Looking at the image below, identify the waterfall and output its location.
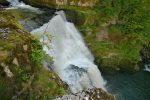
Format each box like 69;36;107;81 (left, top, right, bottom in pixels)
7;0;20;6
144;64;150;72
6;0;41;13
32;11;106;93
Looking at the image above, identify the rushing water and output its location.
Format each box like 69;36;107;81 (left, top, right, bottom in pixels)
104;71;150;100
144;65;150;72
7;0;20;6
31;11;106;93
6;0;41;13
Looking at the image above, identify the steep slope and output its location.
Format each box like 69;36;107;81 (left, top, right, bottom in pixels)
0;10;67;100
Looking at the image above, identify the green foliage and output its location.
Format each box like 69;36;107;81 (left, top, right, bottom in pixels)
31;48;45;64
32;30;53;65
85;30;145;72
3;43;15;50
0;10;65;100
21;73;32;82
108;24;124;34
58;87;65;95
97;0;150;36
30;38;53;66
28;68;65;100
81;0;150;72
14;65;23;74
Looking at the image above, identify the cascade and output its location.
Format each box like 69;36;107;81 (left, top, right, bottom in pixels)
32;11;106;93
144;64;150;72
6;0;41;13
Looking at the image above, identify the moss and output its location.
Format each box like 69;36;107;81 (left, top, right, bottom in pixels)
25;0;97;8
7;9;37;21
84;25;148;73
71;0;149;73
26;67;66;100
3;43;15;50
0;10;67;99
141;41;150;64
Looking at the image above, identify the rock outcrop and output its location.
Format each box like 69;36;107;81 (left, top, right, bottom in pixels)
24;0;97;8
141;41;150;64
55;88;115;100
0;10;67;100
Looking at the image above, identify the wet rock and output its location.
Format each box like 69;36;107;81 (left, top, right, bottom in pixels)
24;0;97;8
55;88;115;100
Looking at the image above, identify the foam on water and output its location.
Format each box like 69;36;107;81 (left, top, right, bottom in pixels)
6;0;42;13
32;11;106;93
144;64;150;72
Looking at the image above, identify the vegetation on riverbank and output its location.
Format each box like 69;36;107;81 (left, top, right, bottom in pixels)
85;0;150;72
62;0;150;72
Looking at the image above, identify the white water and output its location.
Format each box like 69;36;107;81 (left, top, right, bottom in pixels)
144;64;150;72
6;0;41;13
7;0;20;6
32;11;106;93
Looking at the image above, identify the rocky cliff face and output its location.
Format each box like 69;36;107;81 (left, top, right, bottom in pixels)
141;41;150;64
56;88;115;100
24;0;97;8
0;10;67;100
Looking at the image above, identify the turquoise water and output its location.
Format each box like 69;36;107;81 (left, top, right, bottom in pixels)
104;71;150;100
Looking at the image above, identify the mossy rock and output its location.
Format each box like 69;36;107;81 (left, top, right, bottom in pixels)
24;0;101;28
0;10;67;99
56;88;115;100
24;0;97;8
99;57;140;73
141;41;150;64
84;32;146;73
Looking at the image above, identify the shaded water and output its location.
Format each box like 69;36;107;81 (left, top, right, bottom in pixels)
104;71;150;100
